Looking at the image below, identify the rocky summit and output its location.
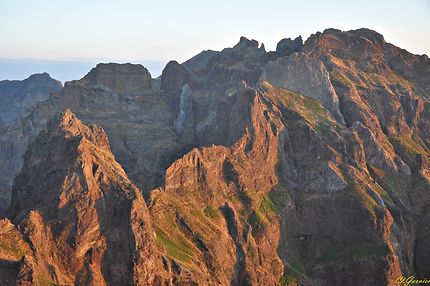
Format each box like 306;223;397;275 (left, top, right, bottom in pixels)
0;28;429;285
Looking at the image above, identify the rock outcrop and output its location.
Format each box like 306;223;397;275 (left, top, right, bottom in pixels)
275;36;304;57
181;36;268;87
0;219;29;285
76;63;154;94
260;52;346;123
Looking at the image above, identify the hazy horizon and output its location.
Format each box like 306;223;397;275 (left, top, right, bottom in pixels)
0;58;167;83
1;0;429;82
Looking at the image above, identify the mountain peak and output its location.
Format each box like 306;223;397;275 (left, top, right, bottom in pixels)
234;36;260;49
59;108;80;130
10;110;111;218
311;27;386;47
161;60;191;92
74;62;154;94
0;72;62;123
27;72;54;81
303;27;387;59
276;36;303;56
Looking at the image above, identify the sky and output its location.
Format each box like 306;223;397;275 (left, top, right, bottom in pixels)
1;0;429;82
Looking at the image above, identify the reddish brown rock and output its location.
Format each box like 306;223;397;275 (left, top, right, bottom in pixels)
10;110;163;285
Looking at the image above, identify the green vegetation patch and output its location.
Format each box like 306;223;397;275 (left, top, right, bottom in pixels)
248;194;280;236
0;231;28;260
269;185;289;211
370;165;411;194
392;134;427;156
280;266;303;286
203;206;221;220
259;194;279;216
189;209;205;220
0;241;26;259
265;86;340;136
248;209;264;236
155;228;195;267
342;176;381;218
36;274;57;286
331;70;355;87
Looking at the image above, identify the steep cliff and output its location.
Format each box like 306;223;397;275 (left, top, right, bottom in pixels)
9;110;163;285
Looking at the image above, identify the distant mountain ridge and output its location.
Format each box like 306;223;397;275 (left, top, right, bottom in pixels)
0;59;167;84
0;28;429;285
0;72;62;123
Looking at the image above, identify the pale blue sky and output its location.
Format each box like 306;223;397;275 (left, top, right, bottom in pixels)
1;0;429;81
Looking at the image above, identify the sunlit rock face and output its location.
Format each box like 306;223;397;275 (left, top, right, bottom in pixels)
0;28;429;285
9;110;165;285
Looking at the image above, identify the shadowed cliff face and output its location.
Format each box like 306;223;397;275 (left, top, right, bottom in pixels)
0;73;62;124
0;28;429;285
0;73;62;211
